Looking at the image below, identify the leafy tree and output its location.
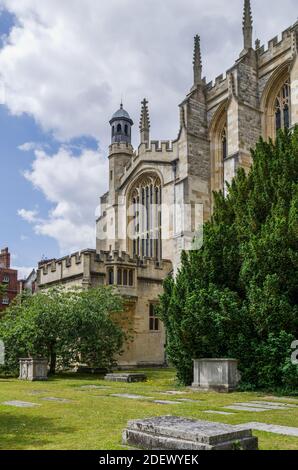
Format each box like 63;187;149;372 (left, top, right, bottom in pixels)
0;287;126;375
159;127;298;391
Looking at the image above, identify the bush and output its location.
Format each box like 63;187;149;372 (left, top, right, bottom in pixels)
159;127;298;391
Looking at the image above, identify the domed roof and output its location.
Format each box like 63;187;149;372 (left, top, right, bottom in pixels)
110;103;133;124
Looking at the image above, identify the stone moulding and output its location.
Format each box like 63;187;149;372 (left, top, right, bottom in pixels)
192;358;240;393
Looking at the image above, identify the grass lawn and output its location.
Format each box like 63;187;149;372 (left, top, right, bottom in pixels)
0;368;298;450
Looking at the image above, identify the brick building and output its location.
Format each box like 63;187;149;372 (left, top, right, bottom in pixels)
0;248;18;314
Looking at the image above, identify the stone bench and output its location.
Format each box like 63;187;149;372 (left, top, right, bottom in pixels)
104;373;147;383
122;416;258;450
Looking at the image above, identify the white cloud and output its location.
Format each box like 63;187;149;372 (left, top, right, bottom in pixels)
18;208;39;223
18;145;107;254
0;0;296;147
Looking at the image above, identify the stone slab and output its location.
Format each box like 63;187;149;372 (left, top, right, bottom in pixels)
2;400;40;408
78;385;109;390
122;416;258;450
251;401;298;408
235;422;298;437
41;397;73;403
203;410;235;416
104;373;147;383
225;405;270;412
234;402;290;410
153;400;183;405
177;399;203;403
111;394;153;400
161;391;187;395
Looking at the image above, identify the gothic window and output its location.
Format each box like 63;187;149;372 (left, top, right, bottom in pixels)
149;303;159;331
129;174;162;260
124;124;128;135
117;123;122;133
275;80;291;132
108;268;114;285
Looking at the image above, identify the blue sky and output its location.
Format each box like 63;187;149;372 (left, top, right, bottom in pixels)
0;1;296;278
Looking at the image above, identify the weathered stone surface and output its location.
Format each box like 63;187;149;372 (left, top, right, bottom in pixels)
2;401;40;408
19;358;48;382
251;401;298;408
235;422;298;437
122;416;258;450
41;397;73;403
161;391;187;395
192;359;240;392
234;402;292;410
153;400;183;405
78;385;108;390
111;394;153;400
225;405;269;412
104;373;147;383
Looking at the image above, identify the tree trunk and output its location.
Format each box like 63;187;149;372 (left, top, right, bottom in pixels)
49;349;57;375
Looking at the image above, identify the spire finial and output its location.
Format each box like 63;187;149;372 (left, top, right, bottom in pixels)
243;0;253;51
140;98;150;144
193;35;202;87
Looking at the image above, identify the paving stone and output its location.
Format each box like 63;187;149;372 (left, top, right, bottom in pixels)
122;416;258;450
153;400;183;405
2;400;40;408
41;397;73;403
225;405;269;412
104;373;147;383
234;402;290;410
111;394;153;400
235;422;298;437
203;410;235;416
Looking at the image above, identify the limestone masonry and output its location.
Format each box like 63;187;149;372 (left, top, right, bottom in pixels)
37;1;298;367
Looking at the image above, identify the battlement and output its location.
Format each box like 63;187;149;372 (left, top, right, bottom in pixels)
257;25;294;69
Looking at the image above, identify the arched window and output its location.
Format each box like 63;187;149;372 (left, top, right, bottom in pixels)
275;80;291;132
129;174;162;260
124;124;128;135
117;123;122;133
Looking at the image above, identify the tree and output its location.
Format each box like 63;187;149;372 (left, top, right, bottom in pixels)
0;287;127;375
159;127;298;391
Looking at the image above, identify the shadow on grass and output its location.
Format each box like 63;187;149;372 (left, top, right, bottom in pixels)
0;412;75;450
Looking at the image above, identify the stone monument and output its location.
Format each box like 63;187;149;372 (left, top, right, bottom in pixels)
19;358;48;381
122;416;258;450
192;359;240;392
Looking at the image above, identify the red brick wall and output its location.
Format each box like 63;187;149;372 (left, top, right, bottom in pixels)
0;267;18;313
0;248;10;269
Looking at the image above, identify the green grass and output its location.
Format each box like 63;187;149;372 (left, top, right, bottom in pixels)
0;369;298;450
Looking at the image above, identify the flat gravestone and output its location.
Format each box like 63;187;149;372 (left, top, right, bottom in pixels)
234;402;291;410
41;397;73;403
78;385;109;390
105;373;147;383
225;405;269;412
153;400;185;405
122;416;258;450
203;410;235;416
111;394;153;400
2;400;40;408
252;401;297;408
235;422;298;438
177;399;203;403
161;391;187;396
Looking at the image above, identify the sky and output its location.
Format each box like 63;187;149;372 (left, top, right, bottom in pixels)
0;0;296;279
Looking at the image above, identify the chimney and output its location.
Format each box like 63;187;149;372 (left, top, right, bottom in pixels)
0;248;11;269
